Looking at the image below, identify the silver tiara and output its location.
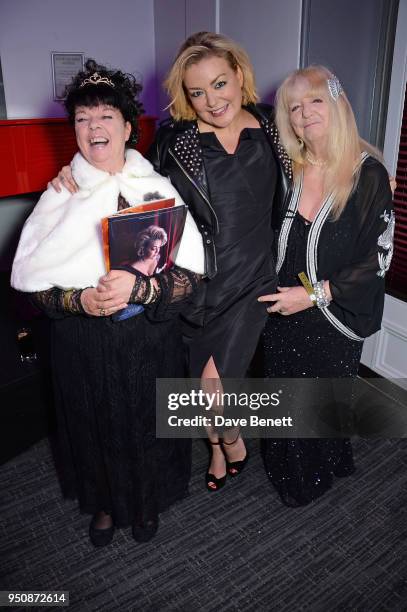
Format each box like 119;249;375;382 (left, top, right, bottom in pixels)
327;75;343;101
80;72;115;88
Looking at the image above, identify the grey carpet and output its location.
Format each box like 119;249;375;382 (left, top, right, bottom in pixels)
0;436;406;612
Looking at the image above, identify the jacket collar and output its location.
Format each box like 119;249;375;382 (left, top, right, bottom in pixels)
170;122;209;198
169;105;293;185
246;104;293;180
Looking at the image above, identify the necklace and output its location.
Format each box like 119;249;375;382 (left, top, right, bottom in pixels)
305;150;326;167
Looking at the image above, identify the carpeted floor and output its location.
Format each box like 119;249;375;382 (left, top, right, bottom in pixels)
1;435;406;611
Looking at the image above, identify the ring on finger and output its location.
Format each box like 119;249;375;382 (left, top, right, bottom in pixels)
99;307;106;316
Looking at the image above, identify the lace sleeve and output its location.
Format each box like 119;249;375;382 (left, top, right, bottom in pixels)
30;287;85;319
156;265;201;303
128;265;201;319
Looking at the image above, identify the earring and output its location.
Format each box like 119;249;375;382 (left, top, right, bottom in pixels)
297;137;304;149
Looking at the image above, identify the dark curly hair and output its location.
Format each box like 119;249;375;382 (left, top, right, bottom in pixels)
64;59;144;145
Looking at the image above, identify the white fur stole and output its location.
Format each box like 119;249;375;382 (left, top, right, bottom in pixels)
11;149;205;291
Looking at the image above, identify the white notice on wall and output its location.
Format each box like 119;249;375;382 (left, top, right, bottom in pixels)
51;53;84;100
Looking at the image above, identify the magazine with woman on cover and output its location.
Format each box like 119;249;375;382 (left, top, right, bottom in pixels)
101;198;187;320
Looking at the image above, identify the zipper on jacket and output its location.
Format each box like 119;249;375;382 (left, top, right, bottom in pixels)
168;149;219;234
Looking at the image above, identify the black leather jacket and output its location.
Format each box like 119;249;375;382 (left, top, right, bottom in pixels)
145;103;292;278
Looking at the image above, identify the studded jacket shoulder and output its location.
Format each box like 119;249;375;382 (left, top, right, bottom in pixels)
145;104;292;278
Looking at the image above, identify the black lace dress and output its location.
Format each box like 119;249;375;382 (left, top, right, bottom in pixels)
33;196;199;528
183;128;278;378
261;212;363;507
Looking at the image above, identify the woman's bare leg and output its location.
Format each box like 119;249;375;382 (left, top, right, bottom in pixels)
201;357;226;488
201;356;247;488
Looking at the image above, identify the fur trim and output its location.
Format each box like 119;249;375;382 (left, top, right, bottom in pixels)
11;150;204;291
174;210;205;273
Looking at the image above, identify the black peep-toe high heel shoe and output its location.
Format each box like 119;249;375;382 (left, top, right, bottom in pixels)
206;440;227;492
223;435;249;477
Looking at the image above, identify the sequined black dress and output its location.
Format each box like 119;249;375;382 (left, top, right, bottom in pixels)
262;212;363;507
184;129;278;378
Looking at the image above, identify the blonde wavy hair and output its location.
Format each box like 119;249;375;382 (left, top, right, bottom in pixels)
275;65;382;218
164;31;259;122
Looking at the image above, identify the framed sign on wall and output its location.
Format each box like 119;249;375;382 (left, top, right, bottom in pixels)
51;52;84;100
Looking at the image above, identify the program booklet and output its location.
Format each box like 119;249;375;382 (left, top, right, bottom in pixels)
101;198;187;320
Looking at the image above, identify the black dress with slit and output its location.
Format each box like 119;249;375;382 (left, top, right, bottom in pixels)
183;128;278;378
261;212;363;507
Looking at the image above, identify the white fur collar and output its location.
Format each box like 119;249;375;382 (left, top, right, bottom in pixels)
71;148;154;190
11;150;205;292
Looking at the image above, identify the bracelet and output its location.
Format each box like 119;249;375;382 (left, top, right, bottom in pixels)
312;280;331;308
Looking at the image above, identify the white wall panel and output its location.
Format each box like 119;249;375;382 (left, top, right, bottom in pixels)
361;0;407;386
0;0;157;118
153;0;302;117
362;295;407;389
219;0;302;102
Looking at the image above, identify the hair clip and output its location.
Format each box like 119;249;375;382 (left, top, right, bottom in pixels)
80;72;115;88
327;75;343;101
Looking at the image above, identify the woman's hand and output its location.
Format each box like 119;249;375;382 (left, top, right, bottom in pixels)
48;165;78;194
258;286;314;315
80;287;128;317
97;270;138;304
